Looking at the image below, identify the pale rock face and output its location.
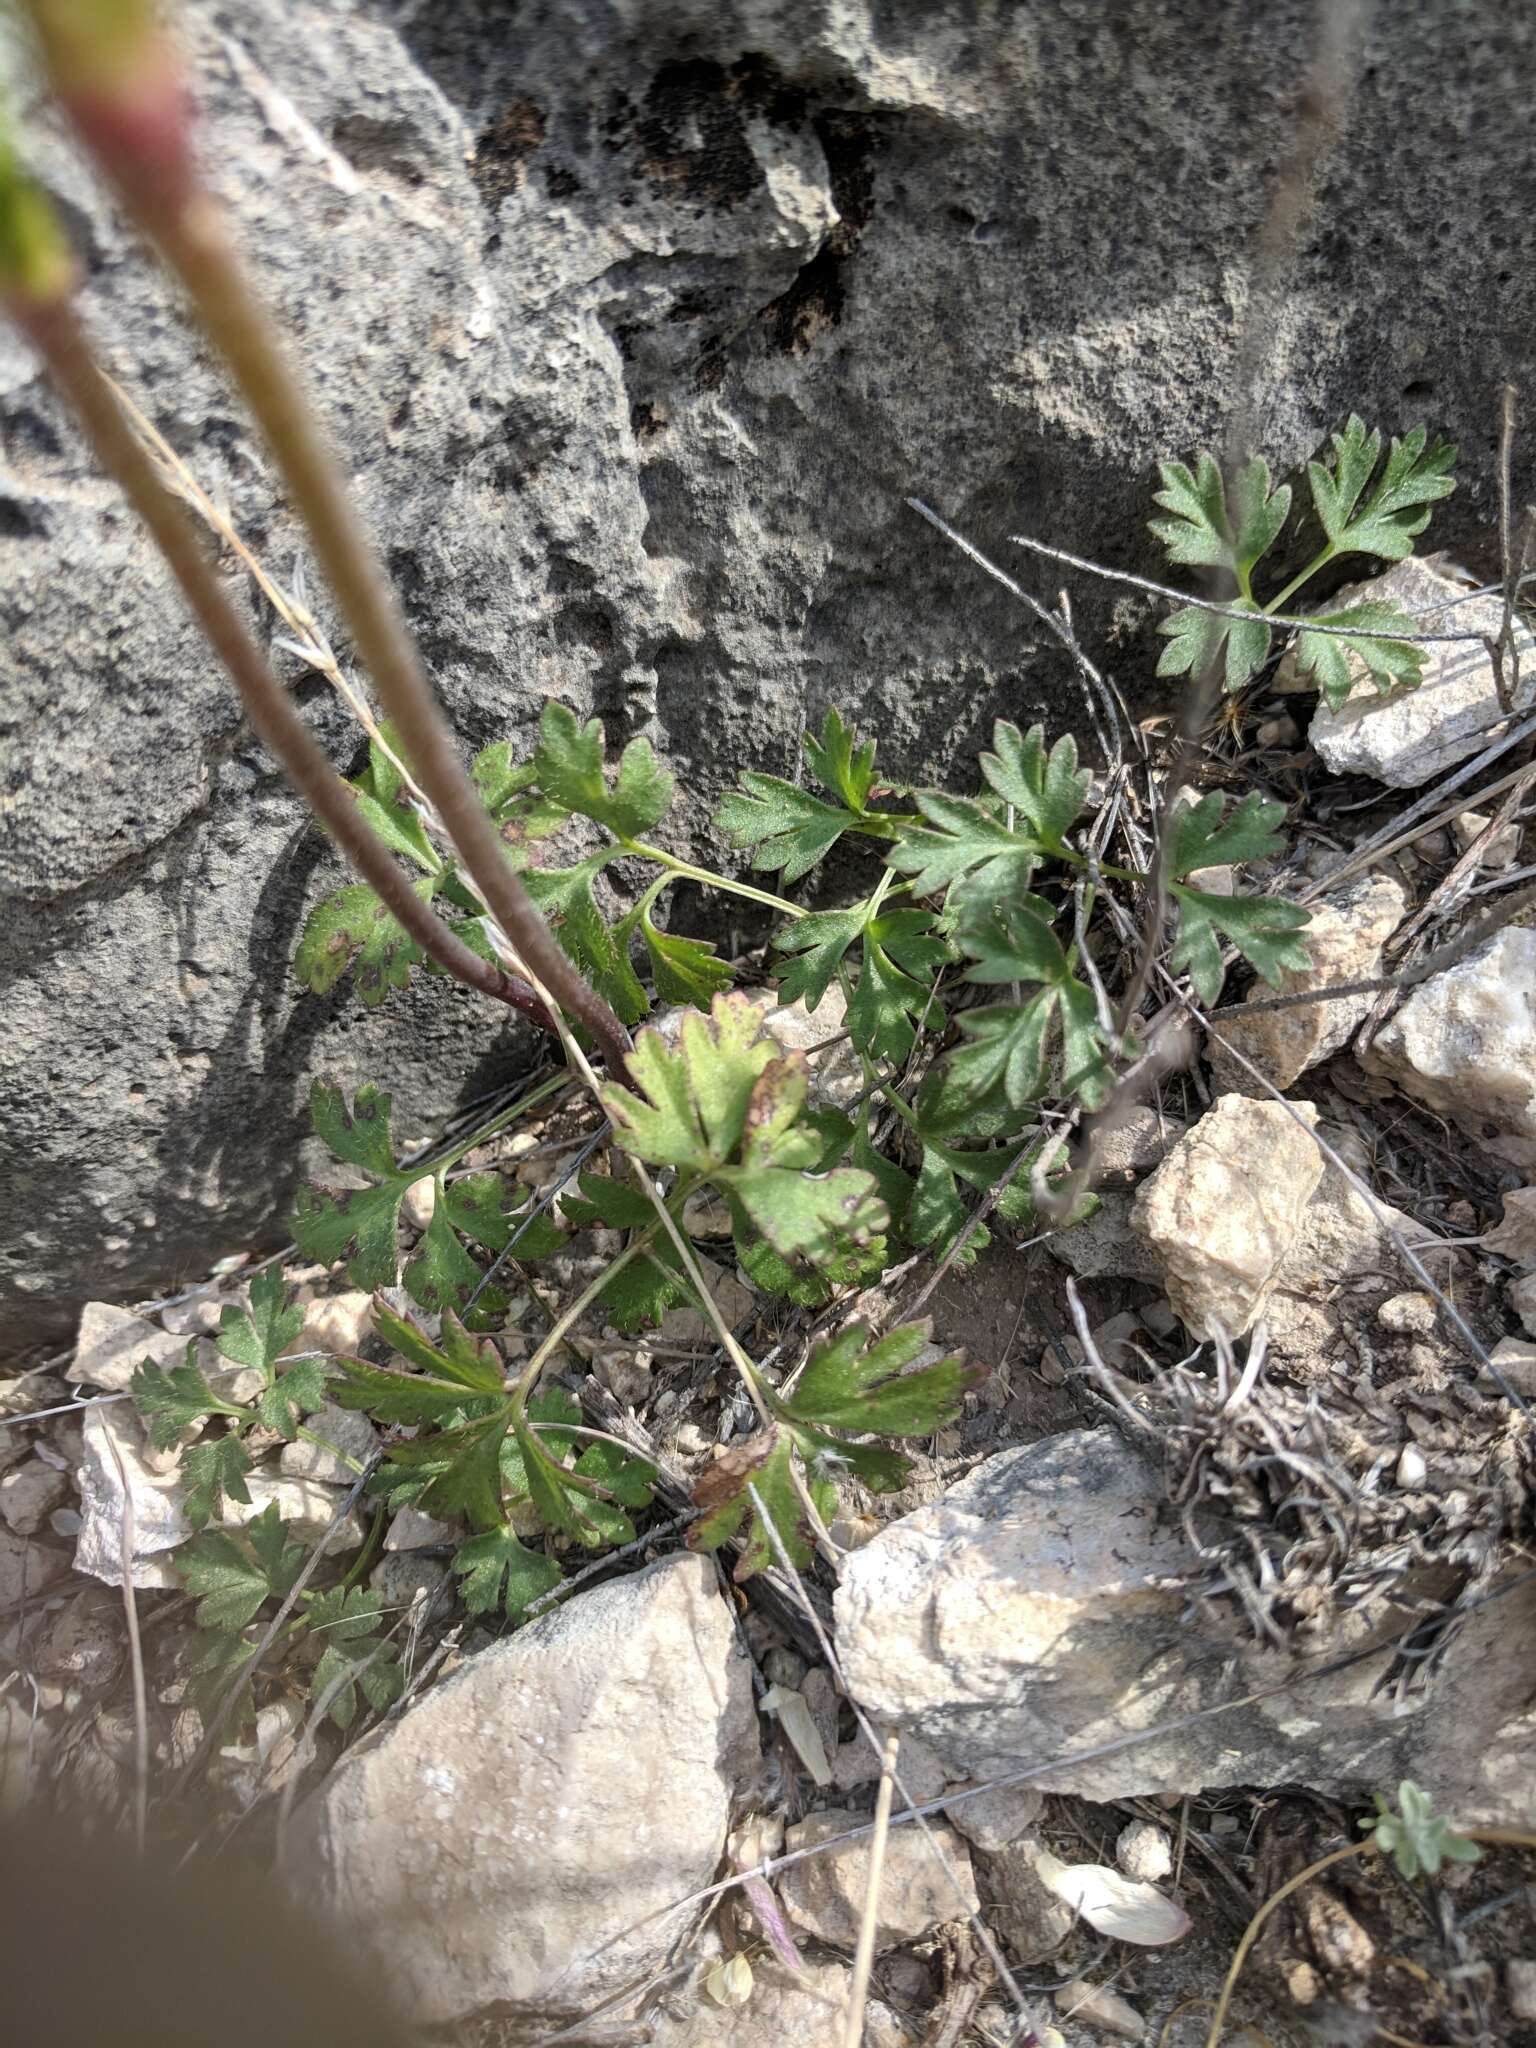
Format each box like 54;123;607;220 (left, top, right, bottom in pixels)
1287;557;1536;788
777;1806;977;1952
1131;1096;1324;1337
1208;874;1405;1091
1362;929;1536;1168
288;1555;756;2030
833;1430;1536;1818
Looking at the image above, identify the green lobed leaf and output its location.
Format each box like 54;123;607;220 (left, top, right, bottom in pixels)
948;901;1110;1110
181;1435;253;1531
1307;416;1457;562
371;1297;505;1395
453;1524;563;1618
1291;601;1425;710
131;1345;235;1451
1169;886;1313;1006
845;910;949;1064
295;883;427;1004
417;1413;516;1529
524;854;649;1026
803;707;877;814
1167;790;1290;879
978;721;1089;852
601;993;777;1173
255;1358;330;1440
773;904;869;1013
1156;599;1272;693
1150;453;1291;584
787;1320;982;1436
406;1198;498;1322
714;774;857;884
532;699;674;839
216;1269;305;1378
886;791;1043;921
176;1504;305;1632
638;905;735;1007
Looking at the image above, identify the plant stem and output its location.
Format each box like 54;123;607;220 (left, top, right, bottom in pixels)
34;25;634;1077
621;840;808;920
292;1423;367;1479
1264;543;1335;616
508;1228;661;1410
3;290;551;1026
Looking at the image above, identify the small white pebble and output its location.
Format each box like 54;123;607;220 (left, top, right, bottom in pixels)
401;1175;437;1231
1396;1443;1428;1490
1508;1958;1536;2023
1376;1291;1437;1338
1115;1818;1173;1884
1056;1979;1144;2041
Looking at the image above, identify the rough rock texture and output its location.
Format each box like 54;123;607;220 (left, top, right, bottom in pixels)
1131;1096;1324;1337
777;1805;977;1952
834;1430;1536;1816
652;1962;904;2048
1291;559;1536;787
1363;929;1536;1168
972;1838;1076;1963
288;1555;755;2033
6;2;1536;1348
1208;874;1406;1091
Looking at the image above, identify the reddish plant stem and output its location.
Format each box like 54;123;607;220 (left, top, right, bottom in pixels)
11;287;553;1031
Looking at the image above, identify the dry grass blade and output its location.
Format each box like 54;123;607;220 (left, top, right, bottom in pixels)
101;1424;148;1857
841;1732;899;2048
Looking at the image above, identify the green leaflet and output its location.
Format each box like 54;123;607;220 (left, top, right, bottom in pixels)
1307;417;1457;562
977;721;1089;853
715;774;860;884
292;1083;555;1317
775;904;949;1063
1149;453;1291;582
1166;791;1312;1004
181;1435;253;1530
785;1320;980;1437
946;898;1109;1111
638;904;735;1007
714;710;893;883
453;1524;563;1619
176;1504;305;1633
216;1269;305;1376
1157;599;1272;693
532;699;674;839
803;707;878;814
1292;600;1424;709
525;853;649;1026
131;1345;241;1451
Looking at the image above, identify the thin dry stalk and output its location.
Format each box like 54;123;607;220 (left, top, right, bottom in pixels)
8;290;552;1027
841;1733;899;2048
100;1426;148;1857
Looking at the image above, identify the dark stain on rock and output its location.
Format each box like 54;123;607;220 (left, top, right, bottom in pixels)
474;97;547;206
764;112;885;353
632;57;761;209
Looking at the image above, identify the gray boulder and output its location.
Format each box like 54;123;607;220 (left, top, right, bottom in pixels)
835;1430;1536;1821
5;0;1536;1345
288;1553;757;2033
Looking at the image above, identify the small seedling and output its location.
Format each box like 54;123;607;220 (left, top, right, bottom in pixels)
1360;1779;1481;1880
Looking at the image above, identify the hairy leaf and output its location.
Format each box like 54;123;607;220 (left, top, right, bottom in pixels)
788;1321;980;1436
532;699;674;839
216;1269;305;1378
1308;417;1457;562
639;905;735;1007
804;707;878;814
1167;790;1289;878
525;854;649;1026
1292;601;1425;710
1150;453;1291;583
182;1434;253;1531
416;1413;516;1529
1169;885;1313;1005
371;1297;505;1394
295;882;430;1004
131;1345;235;1451
177;1505;304;1632
1156;599;1272;692
714;773;858;884
307;1586;404;1727
255;1357;330;1440
950;901;1109;1109
332;1355;499;1428
453;1524;562;1618
602;994;778;1171
978;721;1089;852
